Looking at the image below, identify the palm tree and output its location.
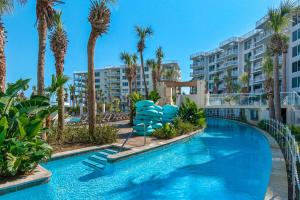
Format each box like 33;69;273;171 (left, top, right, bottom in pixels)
156;46;164;81
163;68;179;81
244;59;251;92
239;72;249;93
132;54;138;92
49;11;68;141
213;75;220;94
87;0;112;137
68;84;76;108
281;34;289;93
36;0;62;95
224;68;234;93
0;0;27;92
146;59;158;90
120;52;136;124
267;0;296;121
263;47;275;119
135;26;153;98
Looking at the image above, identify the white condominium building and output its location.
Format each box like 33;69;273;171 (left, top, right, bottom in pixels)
191;13;300;95
73;62;181;110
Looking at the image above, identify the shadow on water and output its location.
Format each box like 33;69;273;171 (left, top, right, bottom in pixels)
78;169;104;182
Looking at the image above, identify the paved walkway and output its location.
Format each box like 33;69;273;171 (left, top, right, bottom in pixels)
109;120;164;147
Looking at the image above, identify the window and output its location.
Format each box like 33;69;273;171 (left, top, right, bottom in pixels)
95;79;100;83
209;65;215;72
244;40;251;50
292;45;300;57
95;72;100;76
292;77;300;88
122;82;128;86
292;61;300;73
144;67;149;72
293;14;300;26
122;76;126;80
293;29;300;42
145;74;149;79
209;55;215;63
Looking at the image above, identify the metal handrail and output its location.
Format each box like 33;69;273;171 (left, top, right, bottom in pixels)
120;123;146;152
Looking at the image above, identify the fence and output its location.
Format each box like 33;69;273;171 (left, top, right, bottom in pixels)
262;119;300;200
206;109;300;199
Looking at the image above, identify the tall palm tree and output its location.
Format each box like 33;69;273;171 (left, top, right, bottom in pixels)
267;0;296;121
87;0;112;137
156;46;164;81
68;84;76;108
36;0;62;95
244;59;251;92
213;75;220;94
281;34;289;93
132;54;138;92
49;11;68;141
263;47;275;119
0;0;27;92
135;26;153;98
120;52;136;124
224;68;234;93
146;59;158;90
163;68;179;81
239;72;249;93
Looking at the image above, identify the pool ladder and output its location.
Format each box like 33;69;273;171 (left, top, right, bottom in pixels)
82;148;118;170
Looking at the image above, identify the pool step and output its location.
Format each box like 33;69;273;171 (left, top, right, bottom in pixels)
82;160;105;170
82;148;118;170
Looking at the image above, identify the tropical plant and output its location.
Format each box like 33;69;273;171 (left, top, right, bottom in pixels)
0;0;27;93
112;98;120;112
239;72;249;93
267;0;296;121
129;91;143;120
173;117;196;135
135;26;153;98
36;0;62;95
68;84;76;108
163;68;180;81
120;52;137;124
87;0;113;138
244;59;251;93
153;123;177;139
224;68;234;93
146;59;158;90
155;46;164;81
49;11;68;142
148;90;161;103
263;47;275;119
178;98;206;126
0;79;57;177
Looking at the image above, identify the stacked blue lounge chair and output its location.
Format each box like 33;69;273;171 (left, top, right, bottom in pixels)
162;104;179;124
133;100;163;136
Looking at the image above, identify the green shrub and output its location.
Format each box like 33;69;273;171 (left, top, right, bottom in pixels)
178;98;206;126
148;90;161;103
153;123;177;139
0;79;57;177
258;120;267;131
173;117;196;135
49;124;118;145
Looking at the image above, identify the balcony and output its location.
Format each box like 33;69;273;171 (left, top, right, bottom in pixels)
190;63;205;69
256;15;268;28
220;37;240;47
190;70;205;77
252;75;266;83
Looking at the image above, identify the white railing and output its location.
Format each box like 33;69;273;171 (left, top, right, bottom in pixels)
261;119;300;199
205;108;241;120
207;92;300;107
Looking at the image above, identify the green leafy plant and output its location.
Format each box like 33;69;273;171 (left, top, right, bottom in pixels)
173;117;196;135
153;123;177;139
0;79;57;177
178;98;206;126
148;90;161;103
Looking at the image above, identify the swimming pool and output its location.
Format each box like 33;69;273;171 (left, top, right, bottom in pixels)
2;119;272;200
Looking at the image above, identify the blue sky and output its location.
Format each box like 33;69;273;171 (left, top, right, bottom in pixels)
4;0;280;90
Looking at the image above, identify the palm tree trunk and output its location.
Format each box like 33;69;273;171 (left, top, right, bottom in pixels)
135;77;137;92
128;79;133;125
268;93;275;119
282;51;287;94
37;18;47;95
273;52;281;121
152;72;157;91
0;19;6;93
140;52;148;98
87;31;97;138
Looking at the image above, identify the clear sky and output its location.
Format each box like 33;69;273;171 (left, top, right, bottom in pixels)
4;0;281;90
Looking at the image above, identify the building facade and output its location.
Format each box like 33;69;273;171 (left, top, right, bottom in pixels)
190;13;300;94
73;62;181;111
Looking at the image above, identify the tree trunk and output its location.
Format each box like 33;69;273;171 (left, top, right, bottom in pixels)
0;18;6;93
128;79;133;125
87;31;97;138
56;60;65;142
152;71;157;91
282;51;287;94
273;52;281;121
268;94;275;119
37;18;47;95
140;51;148;98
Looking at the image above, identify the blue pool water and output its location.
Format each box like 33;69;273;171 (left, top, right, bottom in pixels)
2;119;272;200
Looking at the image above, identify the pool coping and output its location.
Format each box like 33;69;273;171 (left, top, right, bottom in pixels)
213;118;288;200
107;128;204;162
0;165;51;196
